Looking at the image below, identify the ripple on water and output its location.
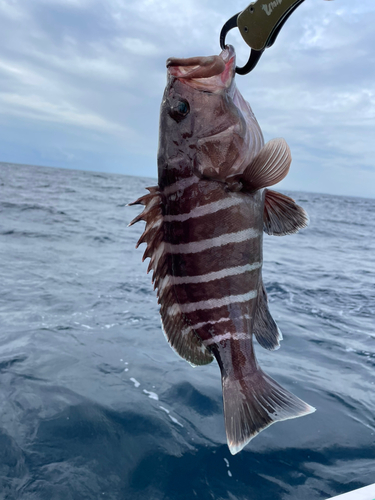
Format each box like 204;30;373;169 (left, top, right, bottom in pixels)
0;163;374;499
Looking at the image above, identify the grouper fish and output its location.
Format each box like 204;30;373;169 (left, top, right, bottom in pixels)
129;45;315;454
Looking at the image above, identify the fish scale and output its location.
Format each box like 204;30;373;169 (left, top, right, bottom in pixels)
130;44;312;454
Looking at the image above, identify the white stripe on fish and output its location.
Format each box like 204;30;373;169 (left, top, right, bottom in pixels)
164;262;261;286
163;175;200;196
164;197;242;222
181;314;251;336
165;229;260;255
181;317;232;336
168;290;258;315
203;332;249;346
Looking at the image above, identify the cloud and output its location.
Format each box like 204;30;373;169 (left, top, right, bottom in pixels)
0;0;374;197
0;92;130;134
118;38;160;57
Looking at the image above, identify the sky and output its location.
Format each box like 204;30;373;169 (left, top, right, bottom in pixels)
0;0;374;198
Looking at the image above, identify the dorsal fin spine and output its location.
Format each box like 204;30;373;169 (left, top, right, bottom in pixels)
129;186;214;366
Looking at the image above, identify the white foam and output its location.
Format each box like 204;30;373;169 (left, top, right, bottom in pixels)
143;390;159;400
130;377;140;388
169;415;183;427
159;406;183;427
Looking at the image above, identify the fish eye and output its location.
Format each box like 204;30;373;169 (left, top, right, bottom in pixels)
177;101;189;115
169;99;190;122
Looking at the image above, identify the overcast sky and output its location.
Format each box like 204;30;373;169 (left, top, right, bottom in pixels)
0;0;374;198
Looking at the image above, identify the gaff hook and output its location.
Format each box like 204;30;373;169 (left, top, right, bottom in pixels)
220;0;307;75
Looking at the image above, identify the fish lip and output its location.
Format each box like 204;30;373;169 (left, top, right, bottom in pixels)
166;45;236;92
219;44;235;65
218;44;236;88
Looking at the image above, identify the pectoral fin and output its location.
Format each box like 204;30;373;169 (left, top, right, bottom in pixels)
240;138;291;191
253;281;282;351
263;189;308;236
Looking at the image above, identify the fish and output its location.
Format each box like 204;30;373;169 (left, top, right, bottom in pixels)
129;45;315;455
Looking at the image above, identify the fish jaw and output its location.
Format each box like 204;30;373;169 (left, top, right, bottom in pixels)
166;45;237;93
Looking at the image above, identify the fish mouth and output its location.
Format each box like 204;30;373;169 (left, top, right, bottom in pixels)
166;45;236;92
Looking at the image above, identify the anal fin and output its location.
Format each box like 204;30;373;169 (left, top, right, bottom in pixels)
253;281;282;351
263;189;308;236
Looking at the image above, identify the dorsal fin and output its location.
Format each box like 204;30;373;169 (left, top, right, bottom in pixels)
263;189;308;236
240;138;291;192
129;187;214;366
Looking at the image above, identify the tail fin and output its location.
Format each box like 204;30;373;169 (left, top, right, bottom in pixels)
222;368;315;455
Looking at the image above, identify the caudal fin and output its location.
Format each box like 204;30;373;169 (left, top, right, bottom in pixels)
222;369;315;455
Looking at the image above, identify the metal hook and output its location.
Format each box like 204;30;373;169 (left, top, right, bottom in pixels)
220;13;263;75
220;0;307;75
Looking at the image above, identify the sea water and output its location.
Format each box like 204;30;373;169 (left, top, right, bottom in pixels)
0;162;374;500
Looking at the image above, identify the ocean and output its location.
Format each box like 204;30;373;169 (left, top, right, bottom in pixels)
0;161;374;500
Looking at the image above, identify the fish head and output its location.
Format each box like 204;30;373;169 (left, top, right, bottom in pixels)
158;45;264;188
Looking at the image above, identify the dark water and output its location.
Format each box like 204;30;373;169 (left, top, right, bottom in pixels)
0;161;374;500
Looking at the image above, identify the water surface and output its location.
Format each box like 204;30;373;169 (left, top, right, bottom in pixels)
0;162;374;500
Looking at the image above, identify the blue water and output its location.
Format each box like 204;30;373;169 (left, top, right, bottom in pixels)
0;161;374;500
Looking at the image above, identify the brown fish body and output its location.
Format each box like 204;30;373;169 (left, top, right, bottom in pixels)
164;177;262;351
130;46;314;454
